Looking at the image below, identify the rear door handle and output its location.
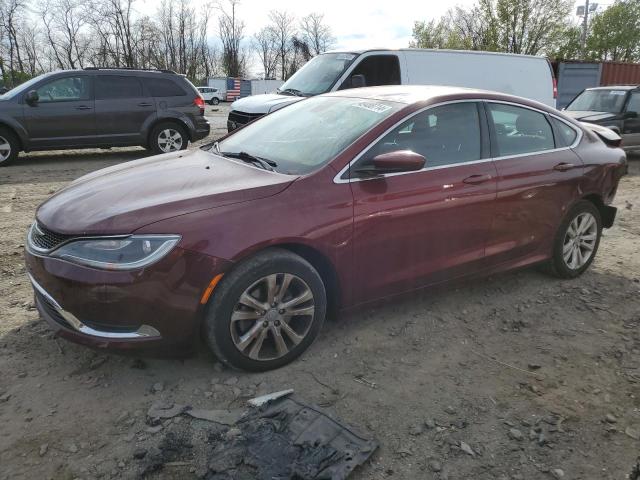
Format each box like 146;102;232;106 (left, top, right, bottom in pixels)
463;174;492;185
76;105;92;110
553;162;576;172
138;102;153;107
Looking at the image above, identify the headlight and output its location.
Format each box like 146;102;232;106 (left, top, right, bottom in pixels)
50;235;181;270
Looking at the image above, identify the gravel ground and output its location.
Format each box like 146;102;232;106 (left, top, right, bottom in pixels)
1;104;639;480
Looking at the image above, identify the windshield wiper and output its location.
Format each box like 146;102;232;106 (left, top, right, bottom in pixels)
279;88;306;97
219;151;277;171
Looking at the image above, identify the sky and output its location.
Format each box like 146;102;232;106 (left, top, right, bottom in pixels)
137;0;605;76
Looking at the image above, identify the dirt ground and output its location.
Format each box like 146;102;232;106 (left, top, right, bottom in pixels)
1;103;640;480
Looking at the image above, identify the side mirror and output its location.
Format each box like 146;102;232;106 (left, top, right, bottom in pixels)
355;150;426;176
624;111;638;119
25;90;39;105
351;74;366;89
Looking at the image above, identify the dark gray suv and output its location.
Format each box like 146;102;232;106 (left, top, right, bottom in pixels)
0;68;210;165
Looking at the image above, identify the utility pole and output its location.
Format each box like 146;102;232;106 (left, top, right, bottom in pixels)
581;0;590;58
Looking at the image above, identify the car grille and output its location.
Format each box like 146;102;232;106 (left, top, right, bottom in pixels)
34;290;72;329
29;223;74;252
228;110;264;127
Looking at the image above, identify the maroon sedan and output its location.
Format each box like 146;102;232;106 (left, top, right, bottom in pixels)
25;86;626;371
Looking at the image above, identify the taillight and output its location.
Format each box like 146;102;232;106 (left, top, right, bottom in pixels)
553;78;558;99
194;96;205;113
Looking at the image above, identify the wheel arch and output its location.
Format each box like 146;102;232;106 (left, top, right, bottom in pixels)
146;116;193;145
0;121;25;151
224;242;342;317
581;192;616;228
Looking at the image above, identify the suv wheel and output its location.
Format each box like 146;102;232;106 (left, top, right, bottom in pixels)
0;127;19;166
203;248;327;372
211;97;220;106
150;122;188;154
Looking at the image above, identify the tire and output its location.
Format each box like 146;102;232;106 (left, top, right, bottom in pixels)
203;248;327;372
548;200;602;278
212;97;220;106
0;127;20;166
149;122;188;155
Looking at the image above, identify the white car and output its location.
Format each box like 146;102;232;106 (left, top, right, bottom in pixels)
197;87;223;105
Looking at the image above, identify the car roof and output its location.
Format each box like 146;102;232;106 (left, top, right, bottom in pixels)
322;48;547;61
323;85;549;109
587;85;639;91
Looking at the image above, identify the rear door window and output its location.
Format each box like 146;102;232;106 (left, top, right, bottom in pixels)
145;78;186;97
96;76;143;99
487;103;554;156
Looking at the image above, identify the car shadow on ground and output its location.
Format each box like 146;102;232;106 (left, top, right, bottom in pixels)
15;147;150;167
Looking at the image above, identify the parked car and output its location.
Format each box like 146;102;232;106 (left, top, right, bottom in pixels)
25;86;626;371
0;68;210;166
562;85;640;152
197;86;223;105
227;48;556;131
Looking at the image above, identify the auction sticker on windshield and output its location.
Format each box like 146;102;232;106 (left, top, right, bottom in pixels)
353;101;393;114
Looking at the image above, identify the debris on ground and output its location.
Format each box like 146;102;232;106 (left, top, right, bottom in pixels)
136;395;378;479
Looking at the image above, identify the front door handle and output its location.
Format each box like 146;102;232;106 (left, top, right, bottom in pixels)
76;105;92;110
138;102;153;107
463;174;492;185
553;162;575;172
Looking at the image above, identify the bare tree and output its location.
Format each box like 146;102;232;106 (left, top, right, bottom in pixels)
268;9;296;80
218;0;245;77
299;12;335;56
252;26;278;79
39;0;90;69
0;0;27;85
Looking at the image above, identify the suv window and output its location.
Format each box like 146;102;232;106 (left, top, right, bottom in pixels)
36;76;91;103
96;76;143;99
145;78;186;97
358;102;482;171
627;92;640;114
550;117;577;147
488;103;554;156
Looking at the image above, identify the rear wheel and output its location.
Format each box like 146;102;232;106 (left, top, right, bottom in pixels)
0;127;20;166
212;97;220;106
203;249;327;371
149;122;188;154
548;200;602;278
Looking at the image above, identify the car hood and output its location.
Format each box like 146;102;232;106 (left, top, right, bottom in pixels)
36;149;297;235
231;93;304;114
562;110;618;122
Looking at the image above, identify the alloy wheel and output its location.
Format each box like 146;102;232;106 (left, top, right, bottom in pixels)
563;212;597;270
157;129;184;153
230;273;315;361
0;136;12;163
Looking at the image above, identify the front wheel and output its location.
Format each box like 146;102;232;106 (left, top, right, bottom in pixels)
0;127;20;166
149;122;188;154
548;200;602;278
203;249;327;372
212;97;220;106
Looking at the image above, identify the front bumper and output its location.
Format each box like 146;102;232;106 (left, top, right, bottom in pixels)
25;246;230;354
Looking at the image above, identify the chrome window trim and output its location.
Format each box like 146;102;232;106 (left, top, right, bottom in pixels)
332;98;583;184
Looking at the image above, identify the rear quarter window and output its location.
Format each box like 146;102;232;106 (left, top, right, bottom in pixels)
144;78;187;97
550;117;578;147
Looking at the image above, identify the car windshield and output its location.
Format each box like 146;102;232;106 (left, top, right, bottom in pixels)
566;89;628;113
216;96;403;175
0;72;54;100
278;53;358;96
